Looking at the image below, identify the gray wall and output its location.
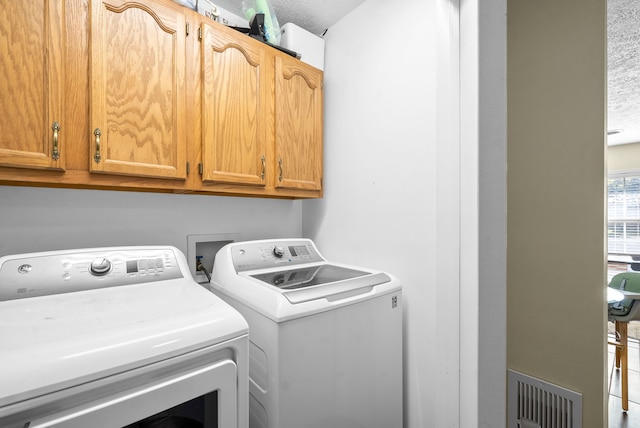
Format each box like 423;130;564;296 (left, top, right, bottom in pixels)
507;0;607;426
0;186;303;257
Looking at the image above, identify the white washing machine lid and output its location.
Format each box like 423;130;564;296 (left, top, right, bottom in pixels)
247;264;393;304
0;246;248;409
210;239;401;321
250;263;370;289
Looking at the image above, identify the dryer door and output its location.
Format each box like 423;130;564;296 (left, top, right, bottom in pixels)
18;358;237;428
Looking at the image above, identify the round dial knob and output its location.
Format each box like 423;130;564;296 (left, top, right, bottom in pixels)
273;246;286;258
90;258;112;276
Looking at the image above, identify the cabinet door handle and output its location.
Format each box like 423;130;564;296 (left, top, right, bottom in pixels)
51;122;60;160
93;128;102;163
261;155;266;179
278;158;283;182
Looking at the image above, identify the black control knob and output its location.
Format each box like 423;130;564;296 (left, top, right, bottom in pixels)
90;258;112;276
273;246;286;258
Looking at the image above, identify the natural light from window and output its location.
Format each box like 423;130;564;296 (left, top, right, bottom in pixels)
608;173;640;254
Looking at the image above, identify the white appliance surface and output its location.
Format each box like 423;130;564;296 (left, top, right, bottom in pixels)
211;238;399;322
209;238;403;428
0;246;249;428
279;22;325;70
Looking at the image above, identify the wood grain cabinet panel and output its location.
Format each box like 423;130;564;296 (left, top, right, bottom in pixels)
89;0;187;180
200;22;270;187
0;0;323;198
0;0;65;170
274;55;323;191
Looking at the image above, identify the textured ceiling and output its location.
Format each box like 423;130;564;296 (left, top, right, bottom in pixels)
211;0;365;36
608;0;640;145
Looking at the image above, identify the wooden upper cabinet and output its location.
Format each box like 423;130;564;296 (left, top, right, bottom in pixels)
0;1;65;170
89;0;187;179
274;55;323;191
0;1;323;198
201;23;270;187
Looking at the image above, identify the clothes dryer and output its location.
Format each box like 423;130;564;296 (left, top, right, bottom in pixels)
0;246;249;428
208;239;402;428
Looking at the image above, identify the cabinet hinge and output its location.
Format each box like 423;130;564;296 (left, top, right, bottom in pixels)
198;27;202;41
186;22;190;36
186;161;190;175
198;163;203;175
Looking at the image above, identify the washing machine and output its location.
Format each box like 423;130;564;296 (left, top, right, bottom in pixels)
0;246;249;428
208;239;402;428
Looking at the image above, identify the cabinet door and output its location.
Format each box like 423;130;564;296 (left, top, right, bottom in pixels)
90;0;187;179
274;56;323;191
201;23;270;187
0;1;65;170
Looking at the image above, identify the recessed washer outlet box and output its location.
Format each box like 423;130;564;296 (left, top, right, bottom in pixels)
187;233;240;284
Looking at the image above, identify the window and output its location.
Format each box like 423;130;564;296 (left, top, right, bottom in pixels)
608;173;640;254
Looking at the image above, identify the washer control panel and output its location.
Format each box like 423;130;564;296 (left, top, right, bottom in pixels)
0;247;183;301
231;239;324;272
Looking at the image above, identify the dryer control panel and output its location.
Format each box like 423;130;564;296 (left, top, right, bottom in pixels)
0;247;184;301
230;239;324;272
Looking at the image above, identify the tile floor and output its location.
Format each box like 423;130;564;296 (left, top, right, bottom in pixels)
609;322;640;427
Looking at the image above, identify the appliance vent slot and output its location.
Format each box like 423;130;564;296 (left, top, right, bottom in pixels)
508;369;582;428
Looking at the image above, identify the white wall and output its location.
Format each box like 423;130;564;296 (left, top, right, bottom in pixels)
0;186;303;256
467;0;507;427
303;0;481;426
608;142;640;172
303;0;507;426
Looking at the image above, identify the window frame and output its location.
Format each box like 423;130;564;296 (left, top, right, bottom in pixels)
608;170;640;255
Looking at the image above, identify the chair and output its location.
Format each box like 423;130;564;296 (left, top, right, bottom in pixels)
608;272;640;411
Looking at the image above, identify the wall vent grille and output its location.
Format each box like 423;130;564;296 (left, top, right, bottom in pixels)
508;369;582;428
